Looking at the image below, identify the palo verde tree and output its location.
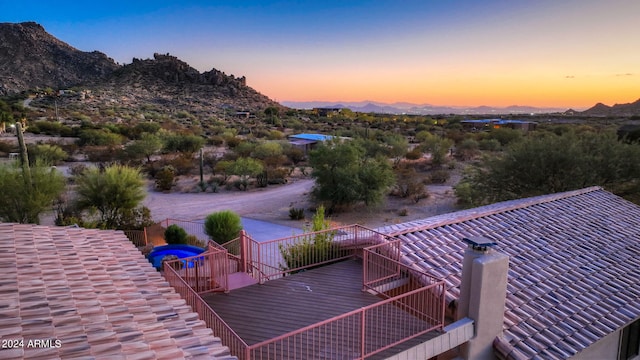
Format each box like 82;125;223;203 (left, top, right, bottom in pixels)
124;133;163;162
454;130;640;207
227;157;264;190
74;164;147;229
0;161;65;224
309;140;395;211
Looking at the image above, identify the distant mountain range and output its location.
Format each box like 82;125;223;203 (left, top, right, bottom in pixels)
281;100;569;116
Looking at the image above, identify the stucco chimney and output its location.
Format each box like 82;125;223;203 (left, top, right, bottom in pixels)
457;236;509;360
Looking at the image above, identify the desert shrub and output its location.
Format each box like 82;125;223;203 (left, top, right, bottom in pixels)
454;139;480;160
113;206;154;230
478;138;502;151
284;146;305;165
204;210;243;245
398;208;409;216
488;128;522;146
162;133;204;154
185;234;207;248
29;120;74;136
225;136;241;148
77;129;124;146
84;146;123;163
405;148;423;160
208;135;225;146
267;167;289;184
164;224;188;245
155;166;176;191
289;207;305;220
28;144;68;166
279;205;338;271
0;140;16;154
267;130;285;140
167;154;195;175
427;169;451;184
392;166;428;203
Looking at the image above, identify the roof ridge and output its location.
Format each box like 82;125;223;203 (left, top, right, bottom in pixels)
384;186;603;237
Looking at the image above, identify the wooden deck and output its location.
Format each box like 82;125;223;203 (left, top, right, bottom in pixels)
203;259;378;344
202;259;439;358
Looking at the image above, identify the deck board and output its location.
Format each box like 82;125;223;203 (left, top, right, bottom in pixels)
203;259;379;345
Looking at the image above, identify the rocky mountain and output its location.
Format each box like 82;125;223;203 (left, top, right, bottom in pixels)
0;22;119;95
0;22;281;115
580;99;640;117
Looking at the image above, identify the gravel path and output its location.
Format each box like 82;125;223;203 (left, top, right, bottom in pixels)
144;179;314;225
144;178;459;230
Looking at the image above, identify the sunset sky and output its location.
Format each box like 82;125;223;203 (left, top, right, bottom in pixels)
4;0;639;109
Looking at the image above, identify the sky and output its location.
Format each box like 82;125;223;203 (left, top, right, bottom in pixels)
3;0;640;109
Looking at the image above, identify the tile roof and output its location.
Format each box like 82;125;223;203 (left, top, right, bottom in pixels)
377;186;640;359
0;223;234;360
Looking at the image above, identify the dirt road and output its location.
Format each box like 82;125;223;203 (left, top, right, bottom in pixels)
144;179;315;224
144;177;459;229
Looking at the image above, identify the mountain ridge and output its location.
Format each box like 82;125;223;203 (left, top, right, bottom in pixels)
580;99;640;117
0;22;280;115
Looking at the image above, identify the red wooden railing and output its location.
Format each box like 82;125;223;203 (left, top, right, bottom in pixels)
122;228;148;247
160;223;446;360
244;242;445;359
162;245;229;294
244;225;390;283
163;263;248;357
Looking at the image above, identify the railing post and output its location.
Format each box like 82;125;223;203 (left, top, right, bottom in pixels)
143;227;148;246
360;310;366;359
239;230;248;273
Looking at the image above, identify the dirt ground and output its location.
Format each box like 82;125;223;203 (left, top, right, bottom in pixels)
143;174;460;230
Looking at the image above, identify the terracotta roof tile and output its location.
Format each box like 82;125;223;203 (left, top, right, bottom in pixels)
0;223;235;360
378;187;640;359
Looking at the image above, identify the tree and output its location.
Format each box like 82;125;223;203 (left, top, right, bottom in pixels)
125;133;163;162
309;141;395;211
0;161;65;224
455;131;640;207
204;210;242;245
392;165;428;203
162;133;204;154
227;157;264;190
420;135;453;168
75;165;146;228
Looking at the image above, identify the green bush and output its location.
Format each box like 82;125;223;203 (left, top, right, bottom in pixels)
204;210;243;245
164;224;188;245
